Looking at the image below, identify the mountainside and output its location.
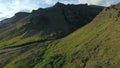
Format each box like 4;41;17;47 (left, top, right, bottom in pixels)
0;12;30;28
0;3;103;46
2;2;120;68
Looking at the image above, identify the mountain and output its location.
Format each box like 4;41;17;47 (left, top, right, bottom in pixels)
0;12;30;28
0;2;103;44
32;3;120;68
0;2;108;68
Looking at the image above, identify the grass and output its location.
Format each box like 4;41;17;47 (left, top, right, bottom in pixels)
1;3;120;68
32;18;113;68
0;33;26;49
3;17;119;68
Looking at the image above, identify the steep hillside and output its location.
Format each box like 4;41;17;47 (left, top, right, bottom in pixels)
32;4;120;68
0;3;103;47
0;3;107;68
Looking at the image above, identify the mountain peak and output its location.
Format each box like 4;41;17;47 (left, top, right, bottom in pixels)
54;2;65;7
14;12;29;17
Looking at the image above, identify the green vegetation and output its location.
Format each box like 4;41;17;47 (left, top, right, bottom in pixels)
1;2;120;68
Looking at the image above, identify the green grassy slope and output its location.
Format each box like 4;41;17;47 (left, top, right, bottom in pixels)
33;4;120;68
29;5;120;68
0;4;120;68
31;5;120;68
0;3;104;68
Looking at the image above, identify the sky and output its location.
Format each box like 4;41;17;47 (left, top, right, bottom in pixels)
0;0;119;21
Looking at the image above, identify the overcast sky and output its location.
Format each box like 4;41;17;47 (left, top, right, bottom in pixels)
0;0;119;21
